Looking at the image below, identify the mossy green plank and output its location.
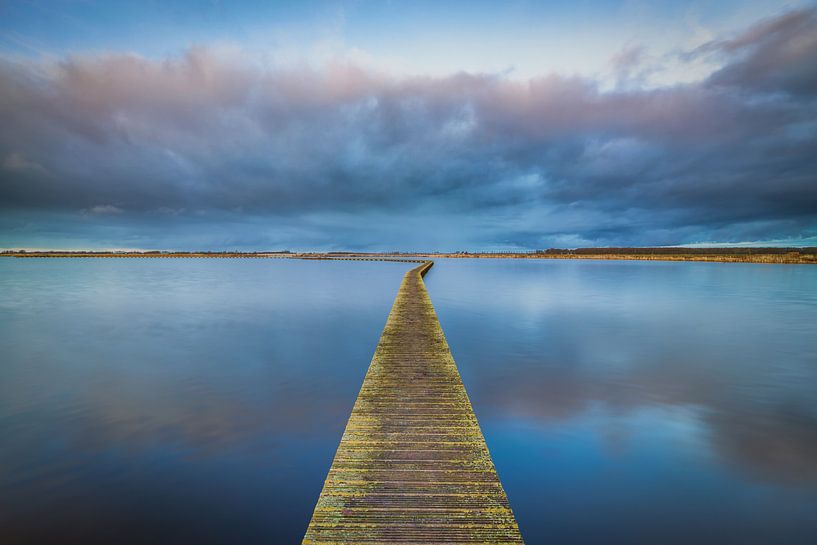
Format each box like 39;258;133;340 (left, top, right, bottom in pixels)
303;261;524;544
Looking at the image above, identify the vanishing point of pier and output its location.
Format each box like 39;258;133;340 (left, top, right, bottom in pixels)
303;261;524;544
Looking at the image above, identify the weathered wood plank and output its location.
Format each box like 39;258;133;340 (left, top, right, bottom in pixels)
303;261;524;544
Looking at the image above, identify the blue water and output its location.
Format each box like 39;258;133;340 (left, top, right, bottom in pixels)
1;258;816;544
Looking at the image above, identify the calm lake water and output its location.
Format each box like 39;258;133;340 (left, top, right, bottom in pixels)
1;258;816;544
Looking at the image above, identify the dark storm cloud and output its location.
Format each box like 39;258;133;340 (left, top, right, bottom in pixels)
701;7;817;96
1;7;816;249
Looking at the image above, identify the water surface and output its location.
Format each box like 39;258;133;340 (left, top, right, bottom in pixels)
426;258;817;545
0;258;406;544
1;257;816;544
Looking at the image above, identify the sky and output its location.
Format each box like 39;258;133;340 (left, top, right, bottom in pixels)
1;0;816;250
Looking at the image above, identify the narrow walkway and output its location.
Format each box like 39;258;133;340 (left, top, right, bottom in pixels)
303;261;524;544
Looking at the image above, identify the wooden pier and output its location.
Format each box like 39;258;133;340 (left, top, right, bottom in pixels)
303;261;524;544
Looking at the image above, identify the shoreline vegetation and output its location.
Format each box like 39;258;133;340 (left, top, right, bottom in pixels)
2;247;816;264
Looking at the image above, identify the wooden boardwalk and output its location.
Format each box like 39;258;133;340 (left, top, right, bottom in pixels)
303;261;524;544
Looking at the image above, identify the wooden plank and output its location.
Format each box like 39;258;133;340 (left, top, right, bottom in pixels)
303;261;524;544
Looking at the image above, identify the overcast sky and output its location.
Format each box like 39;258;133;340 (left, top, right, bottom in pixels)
1;0;816;250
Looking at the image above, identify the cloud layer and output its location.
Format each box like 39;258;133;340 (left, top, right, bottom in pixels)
2;8;816;249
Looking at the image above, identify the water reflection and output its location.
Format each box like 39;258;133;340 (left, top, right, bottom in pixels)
426;259;817;544
0;258;407;544
1;258;816;545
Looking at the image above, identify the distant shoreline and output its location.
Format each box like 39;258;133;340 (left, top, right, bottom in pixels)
3;248;816;264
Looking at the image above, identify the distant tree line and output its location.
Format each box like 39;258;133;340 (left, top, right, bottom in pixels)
537;247;817;255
